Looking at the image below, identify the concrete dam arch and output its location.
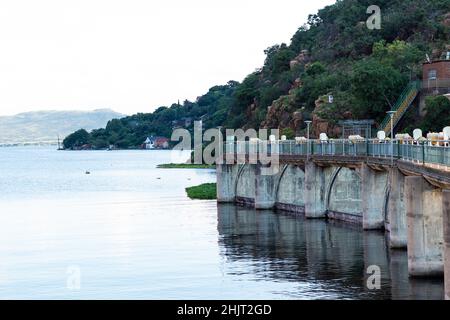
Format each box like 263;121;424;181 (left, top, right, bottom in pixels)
228;163;378;226
275;165;305;214
326;167;363;224
235;164;256;206
218;163;390;227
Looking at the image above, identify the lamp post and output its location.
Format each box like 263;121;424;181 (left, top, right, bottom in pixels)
305;121;312;140
305;120;312;158
387;111;396;165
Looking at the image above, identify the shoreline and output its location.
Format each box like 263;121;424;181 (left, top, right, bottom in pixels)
157;163;216;169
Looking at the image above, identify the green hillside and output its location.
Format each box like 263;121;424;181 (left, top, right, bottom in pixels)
64;0;450;149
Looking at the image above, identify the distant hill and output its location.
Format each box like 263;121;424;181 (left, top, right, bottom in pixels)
0;109;125;145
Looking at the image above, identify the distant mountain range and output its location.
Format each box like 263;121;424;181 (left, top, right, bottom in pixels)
0;109;125;145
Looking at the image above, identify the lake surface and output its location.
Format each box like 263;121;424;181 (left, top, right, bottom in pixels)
0;147;444;299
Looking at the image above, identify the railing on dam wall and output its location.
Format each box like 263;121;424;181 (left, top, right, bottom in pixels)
226;139;450;167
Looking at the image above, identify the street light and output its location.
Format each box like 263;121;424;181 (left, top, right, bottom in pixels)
305;121;312;140
387;111;396;165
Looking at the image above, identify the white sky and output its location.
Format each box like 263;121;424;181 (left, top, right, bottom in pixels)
0;0;335;116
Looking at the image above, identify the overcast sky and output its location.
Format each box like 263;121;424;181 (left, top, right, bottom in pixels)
0;0;335;116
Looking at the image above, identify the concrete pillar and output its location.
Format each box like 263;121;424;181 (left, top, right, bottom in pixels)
361;164;388;230
254;164;277;210
443;190;450;300
405;176;444;277
304;161;326;219
216;164;236;203
388;168;408;249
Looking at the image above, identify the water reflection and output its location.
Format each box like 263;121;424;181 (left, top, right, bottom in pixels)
217;204;444;300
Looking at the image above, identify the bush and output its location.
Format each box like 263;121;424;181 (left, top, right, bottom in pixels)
281;128;295;139
422;96;450;132
185;183;217;200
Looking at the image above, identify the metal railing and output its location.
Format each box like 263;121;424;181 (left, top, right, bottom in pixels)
379;81;421;134
224;139;450;168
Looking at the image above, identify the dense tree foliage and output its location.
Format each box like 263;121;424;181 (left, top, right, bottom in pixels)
422;96;450;132
63;129;90;149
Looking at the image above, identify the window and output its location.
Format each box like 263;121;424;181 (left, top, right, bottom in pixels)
428;69;437;80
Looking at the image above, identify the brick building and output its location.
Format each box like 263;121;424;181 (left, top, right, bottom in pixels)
420;57;450;114
422;59;450;92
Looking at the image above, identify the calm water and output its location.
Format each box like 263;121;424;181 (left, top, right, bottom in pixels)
0;147;444;300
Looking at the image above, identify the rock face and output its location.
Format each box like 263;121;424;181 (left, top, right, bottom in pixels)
260;88;352;138
242;99;259;130
258;51;314;133
431;43;450;60
311;95;348;138
312;115;342;138
432;48;442;60
289;50;311;70
260;91;357;138
260;49;357;138
292;112;303;131
261;95;302;131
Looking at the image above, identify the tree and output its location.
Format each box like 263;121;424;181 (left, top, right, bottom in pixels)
230;73;259;117
263;44;295;79
350;58;407;121
281;128;295;139
306;62;326;77
422;96;450;133
106;118;125;133
63;129;90;149
372;40;423;74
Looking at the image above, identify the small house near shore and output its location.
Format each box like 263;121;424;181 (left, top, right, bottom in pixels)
143;136;170;150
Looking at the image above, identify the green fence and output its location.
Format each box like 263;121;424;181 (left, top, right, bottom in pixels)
225;140;450;167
